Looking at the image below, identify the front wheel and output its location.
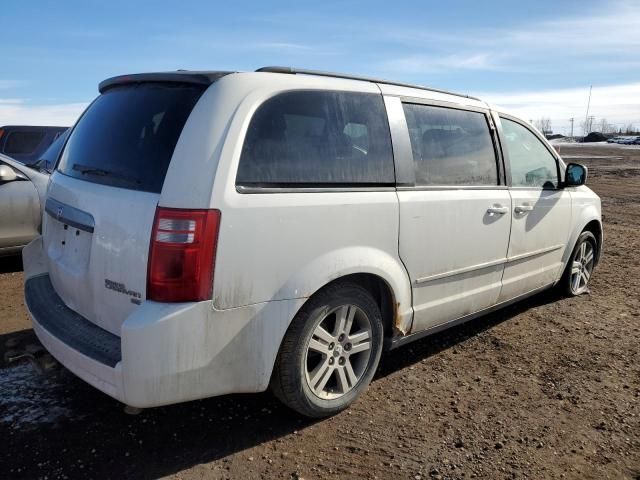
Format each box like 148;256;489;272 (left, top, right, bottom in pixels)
560;231;597;296
270;282;384;418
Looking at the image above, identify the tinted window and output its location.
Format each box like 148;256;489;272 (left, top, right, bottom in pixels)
402;104;498;186
58;83;205;193
237;91;394;186
501;118;558;188
4;131;46;155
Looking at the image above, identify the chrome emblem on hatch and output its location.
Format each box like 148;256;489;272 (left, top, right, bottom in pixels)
56;206;63;220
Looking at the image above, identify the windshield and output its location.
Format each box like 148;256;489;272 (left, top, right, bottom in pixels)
57;83;206;193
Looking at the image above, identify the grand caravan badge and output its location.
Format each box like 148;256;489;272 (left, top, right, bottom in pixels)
105;279;142;304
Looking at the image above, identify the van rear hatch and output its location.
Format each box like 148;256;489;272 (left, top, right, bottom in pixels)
44;76;219;336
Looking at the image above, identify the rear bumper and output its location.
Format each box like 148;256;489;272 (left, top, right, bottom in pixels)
23;237;304;408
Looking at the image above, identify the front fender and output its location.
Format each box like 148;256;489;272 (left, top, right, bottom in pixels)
556;189;602;282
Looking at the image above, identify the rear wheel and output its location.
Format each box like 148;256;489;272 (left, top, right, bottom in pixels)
271;282;383;418
561;231;597;296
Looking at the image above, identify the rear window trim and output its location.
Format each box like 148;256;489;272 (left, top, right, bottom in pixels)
236;183;396;194
236;184;396;195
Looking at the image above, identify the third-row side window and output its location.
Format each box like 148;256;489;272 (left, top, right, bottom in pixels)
402;103;498;186
237;91;395;186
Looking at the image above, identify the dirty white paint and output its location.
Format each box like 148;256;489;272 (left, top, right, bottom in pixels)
0;363;76;429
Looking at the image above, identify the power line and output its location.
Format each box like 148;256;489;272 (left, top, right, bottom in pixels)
569;117;574;137
583;85;592;135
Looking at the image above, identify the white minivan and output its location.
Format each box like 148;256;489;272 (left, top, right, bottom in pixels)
23;67;602;417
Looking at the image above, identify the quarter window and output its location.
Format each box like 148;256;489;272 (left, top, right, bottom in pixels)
402;103;498;186
237;91;394;186
500;118;559;188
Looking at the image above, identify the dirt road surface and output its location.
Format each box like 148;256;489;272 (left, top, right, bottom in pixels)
1;143;638;479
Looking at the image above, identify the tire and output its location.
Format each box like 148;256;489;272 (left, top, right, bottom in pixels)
270;282;384;418
560;231;597;296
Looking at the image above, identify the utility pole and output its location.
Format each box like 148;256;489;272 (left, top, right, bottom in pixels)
569;117;574;138
583;85;592;135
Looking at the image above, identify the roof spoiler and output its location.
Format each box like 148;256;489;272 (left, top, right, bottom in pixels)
98;71;232;93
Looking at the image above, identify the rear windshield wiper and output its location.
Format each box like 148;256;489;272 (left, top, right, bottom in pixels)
73;164;109;176
72;163;142;185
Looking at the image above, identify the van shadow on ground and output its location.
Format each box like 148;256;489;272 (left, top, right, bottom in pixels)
0;288;562;479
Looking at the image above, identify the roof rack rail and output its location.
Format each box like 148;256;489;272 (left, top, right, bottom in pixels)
256;66;480;101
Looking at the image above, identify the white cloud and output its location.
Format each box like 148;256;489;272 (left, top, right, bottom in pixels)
481;82;640;134
378;0;640;74
382;53;504;74
251;42;312;52
0;99;87;126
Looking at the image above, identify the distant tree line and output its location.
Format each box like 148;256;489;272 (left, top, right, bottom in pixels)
533;117;638;137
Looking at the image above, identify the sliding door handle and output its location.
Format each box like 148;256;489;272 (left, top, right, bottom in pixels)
514;204;534;214
487;205;508;215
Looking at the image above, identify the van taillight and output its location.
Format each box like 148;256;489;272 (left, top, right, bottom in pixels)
147;207;221;302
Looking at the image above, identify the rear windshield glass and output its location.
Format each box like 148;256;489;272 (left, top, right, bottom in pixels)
4;131;46;155
57;83;205;193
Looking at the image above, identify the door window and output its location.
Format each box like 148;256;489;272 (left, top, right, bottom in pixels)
500;118;559;188
402;103;498;186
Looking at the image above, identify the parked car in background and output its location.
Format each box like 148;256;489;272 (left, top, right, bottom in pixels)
0;154;48;256
607;137;621;143
22;68;602;418
0;125;68;166
621;136;640;145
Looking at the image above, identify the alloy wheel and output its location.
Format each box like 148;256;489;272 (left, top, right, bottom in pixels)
570;240;595;294
304;304;373;400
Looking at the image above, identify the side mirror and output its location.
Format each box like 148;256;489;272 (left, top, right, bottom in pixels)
0;164;18;183
565;163;587;187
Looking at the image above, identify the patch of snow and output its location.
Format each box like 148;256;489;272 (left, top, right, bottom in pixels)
560;155;624;159
0;363;78;430
549;138;575;145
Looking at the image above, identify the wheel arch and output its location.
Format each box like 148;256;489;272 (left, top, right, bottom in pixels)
276;247;414;336
304;272;400;342
582;219;603;265
556;214;603;284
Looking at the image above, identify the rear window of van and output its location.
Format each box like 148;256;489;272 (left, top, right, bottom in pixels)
57;83;205;193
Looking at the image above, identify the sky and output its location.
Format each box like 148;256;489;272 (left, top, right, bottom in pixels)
1;0;639;135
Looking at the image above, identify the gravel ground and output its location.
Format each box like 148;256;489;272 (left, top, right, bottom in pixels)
0;144;638;480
